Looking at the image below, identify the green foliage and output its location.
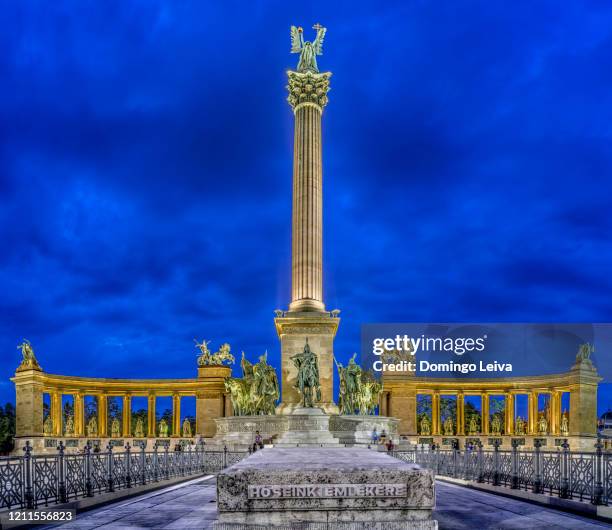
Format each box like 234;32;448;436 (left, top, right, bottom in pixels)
440;397;457;421
0;403;16;454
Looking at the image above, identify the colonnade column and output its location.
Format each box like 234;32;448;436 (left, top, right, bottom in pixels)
74;392;84;436
551;390;561;435
432;392;440;435
528;391;538;435
51;390;62;436
147;393;156;438
505;392;514;435
172;393;181;437
98;393;107;437
122;394;131;437
456;392;465;435
481;392;489;435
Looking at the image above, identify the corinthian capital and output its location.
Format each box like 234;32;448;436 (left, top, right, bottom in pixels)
287;70;332;112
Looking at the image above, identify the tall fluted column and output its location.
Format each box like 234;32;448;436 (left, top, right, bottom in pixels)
287;69;331;312
147;393;156;438
505;392;514;435
98;394;107;437
74;393;84;436
481;392;489;435
122;394;131;437
432;392;440;435
51;391;62;436
172;393;181;437
456;392;465;435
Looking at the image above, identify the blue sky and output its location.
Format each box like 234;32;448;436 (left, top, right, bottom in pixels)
1;1;611;413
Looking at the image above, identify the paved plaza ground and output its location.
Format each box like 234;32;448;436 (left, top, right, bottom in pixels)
42;476;611;530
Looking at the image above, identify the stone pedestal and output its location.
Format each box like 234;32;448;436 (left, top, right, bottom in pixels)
196;365;232;438
215;447;436;529
12;369;44;437
275;313;339;414
274;408;340;447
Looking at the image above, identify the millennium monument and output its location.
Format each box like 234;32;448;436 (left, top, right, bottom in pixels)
9;23;601;458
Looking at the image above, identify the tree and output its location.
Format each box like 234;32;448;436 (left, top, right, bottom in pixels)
0;403;16;454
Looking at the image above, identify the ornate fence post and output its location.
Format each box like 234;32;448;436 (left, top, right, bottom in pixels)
125;443;132;489
84;441;93;497
152;442;159;483
592;438;604;505
476;441;484;483
492;439;501;486
510;439;519;489
180;445;186;477
187;445;193;475
140;442;146;486
452;440;459;478
164;444;169;480
463;444;471;480
106;443;114;493
57;441;67;504
559;440;569;499
532;439;543;494
23;441;34;509
223;445;228;469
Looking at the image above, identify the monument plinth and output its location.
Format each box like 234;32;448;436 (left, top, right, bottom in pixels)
215;447;436;529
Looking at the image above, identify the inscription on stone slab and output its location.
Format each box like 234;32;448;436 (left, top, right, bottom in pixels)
248;483;407;499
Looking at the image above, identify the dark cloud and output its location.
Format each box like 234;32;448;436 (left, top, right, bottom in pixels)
1;1;611;412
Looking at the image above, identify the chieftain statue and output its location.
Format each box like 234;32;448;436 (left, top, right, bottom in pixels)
43;414;53;435
468;414;479;435
290;23;326;73
64;414;74;436
225;351;280;416
291;340;321;408
335;355;382;415
491;414;502;435
576;342;594;362
16;339;42;372
515;416;525;435
561;410;569;436
195;339;235;367
538;413;548;435
443;416;454;436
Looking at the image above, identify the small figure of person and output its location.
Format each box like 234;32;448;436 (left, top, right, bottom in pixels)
371;428;379;444
386;438;394;452
379;429;387;444
253;430;264;452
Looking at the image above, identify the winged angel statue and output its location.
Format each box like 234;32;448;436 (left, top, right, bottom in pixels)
291;23;326;73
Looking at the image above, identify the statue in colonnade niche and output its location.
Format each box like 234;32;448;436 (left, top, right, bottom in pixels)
134;417;145;438
420;416;431;435
43;415;53;435
182;418;192;437
111;417;121;437
491;414;502;435
87;416;98;436
158;418;169;437
538;414;548;435
443;416;454;436
64;414;74;436
468;415;479;435
560;411;569;436
515;416;525;435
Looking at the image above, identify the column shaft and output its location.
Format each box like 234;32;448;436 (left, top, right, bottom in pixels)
148;394;156;437
457;393;465;435
505;393;514;435
98;394;107;437
172;394;181;437
122;395;131;437
51;391;62;436
481;392;489;435
74;393;84;436
432;392;440;435
290;103;325;312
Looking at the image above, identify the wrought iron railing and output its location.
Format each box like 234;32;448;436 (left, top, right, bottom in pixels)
0;441;248;511
390;438;610;505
